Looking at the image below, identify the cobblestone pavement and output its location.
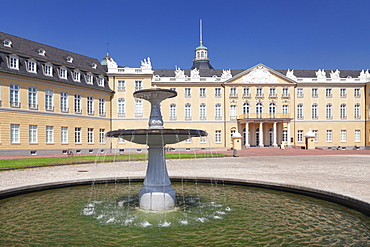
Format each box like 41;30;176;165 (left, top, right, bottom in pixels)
1;154;370;210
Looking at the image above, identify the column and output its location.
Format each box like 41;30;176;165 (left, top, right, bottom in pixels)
287;121;291;147
259;122;264;147
245;122;250;148
273;122;277;147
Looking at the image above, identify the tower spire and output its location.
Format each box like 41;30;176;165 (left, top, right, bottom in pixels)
200;19;203;45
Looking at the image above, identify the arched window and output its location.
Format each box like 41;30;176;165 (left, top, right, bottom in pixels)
201;51;204;57
269;103;276;114
243;103;250;114
256;103;263;113
340;104;347;119
170;104;177;120
354;103;360;119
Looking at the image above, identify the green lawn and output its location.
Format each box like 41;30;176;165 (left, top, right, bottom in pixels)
0;153;229;170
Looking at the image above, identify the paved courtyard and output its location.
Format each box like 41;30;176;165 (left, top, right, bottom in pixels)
0;151;370;214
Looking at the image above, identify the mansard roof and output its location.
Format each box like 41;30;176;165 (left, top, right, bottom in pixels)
153;69;244;77
0;32;112;92
277;69;362;78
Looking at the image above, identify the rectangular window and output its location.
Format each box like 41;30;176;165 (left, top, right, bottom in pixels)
230;87;237;96
29;125;37;144
74;94;81;113
99;98;105;116
200;88;206;97
313;130;318;142
118;80;125;91
9;56;19;69
44;64;52;76
45;90;54;111
326;88;332;98
88;128;94;144
312;88;318;98
326;130;332;142
185;104;191;120
340;130;346;142
340;88;346;98
215;104;222;120
215;130;221;143
46;126;54;144
134;81;142;91
326;104;332;119
297;104;303;119
355;130;360;142
99;129;105;144
75;127;81;144
230;105;237;120
87;97;94;115
185;88;191;97
215;88;221;97
61;92;68;112
170;104;176;120
118;98;125;117
297;88;303;97
86;74;93;84
73;71;81;82
256;87;262;95
27;60;36;73
170;88;176;91
311;104;318;119
354;88;361;97
199;104;206;120
11;124;20;144
10;84;20;107
59;68;67;79
135;100;143;117
61;127;68;144
282;105;288;114
28;87;37;109
269;87;276;97
282;87;289;96
297;130;303;142
283;130;288;142
98;77;104;87
243;87;250;96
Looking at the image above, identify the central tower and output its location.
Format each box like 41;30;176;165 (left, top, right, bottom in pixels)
191;19;214;70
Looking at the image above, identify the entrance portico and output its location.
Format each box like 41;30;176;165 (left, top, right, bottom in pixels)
238;113;292;148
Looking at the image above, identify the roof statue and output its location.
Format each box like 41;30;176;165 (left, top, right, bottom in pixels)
174;67;185;79
359;70;370;80
141;57;152;70
330;69;340;80
286;69;297;80
315;69;326;79
190;68;200;79
242;66;277;84
221;69;232;80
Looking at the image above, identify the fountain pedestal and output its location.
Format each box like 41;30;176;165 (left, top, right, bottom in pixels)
139;144;176;211
106;88;207;211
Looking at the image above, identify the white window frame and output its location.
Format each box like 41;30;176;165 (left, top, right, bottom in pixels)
340;104;347;119
185;103;191;120
10;84;20;108
11;124;20;144
354;104;361;119
27;59;37;73
340;130;346;142
118;98;125;117
135;100;143;117
60;92;68;112
215;88;221;97
215;130;221;143
74;94;82;114
297;104;303;119
311;104;318;119
28;87;38;109
45;89;54;111
215;103;222;120
282;105;288;114
46;126;54;144
99;129;105;144
199;103;206;120
355;130;361;142
87;96;94;115
326;130;332;142
75;127;81;144
8;55;19;70
29;125;37;144
43;63;53;77
99;98;106;117
230;105;237;119
88;128;94;144
200;88;206;97
59;67;67;79
297;88;303;97
85;73;93;84
326;104;332;119
73;70;81;82
313;130;318;142
98;76;104;87
118;80;125;91
135;80;142;91
297;130;303;142
61;127;68;144
170;104;176;120
185;88;191;97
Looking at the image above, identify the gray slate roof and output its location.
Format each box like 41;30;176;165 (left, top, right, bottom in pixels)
0;32;112;92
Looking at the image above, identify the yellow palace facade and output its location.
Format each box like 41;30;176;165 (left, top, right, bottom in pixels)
1;31;370;156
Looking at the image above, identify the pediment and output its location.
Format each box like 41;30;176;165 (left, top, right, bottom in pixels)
224;64;296;85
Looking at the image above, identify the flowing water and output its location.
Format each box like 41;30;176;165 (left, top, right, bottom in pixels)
1;182;369;246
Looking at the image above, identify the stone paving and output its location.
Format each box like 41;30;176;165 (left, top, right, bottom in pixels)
0;152;369;205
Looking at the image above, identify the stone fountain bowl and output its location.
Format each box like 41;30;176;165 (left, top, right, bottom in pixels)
106;129;207;145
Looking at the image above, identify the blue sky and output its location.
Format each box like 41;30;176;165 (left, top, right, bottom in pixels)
1;0;370;70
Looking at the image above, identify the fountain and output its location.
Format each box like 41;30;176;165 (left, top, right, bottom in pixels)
106;88;207;211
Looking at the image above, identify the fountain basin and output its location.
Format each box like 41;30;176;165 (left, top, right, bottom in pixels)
106;129;207;145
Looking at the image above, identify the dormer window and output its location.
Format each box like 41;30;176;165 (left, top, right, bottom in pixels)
3;39;12;47
97;76;104;87
66;56;73;63
8;54;19;70
38;48;46;56
73;70;81;82
85;73;93;84
91;63;97;69
26;59;37;73
59;67;67;79
43;63;53;76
